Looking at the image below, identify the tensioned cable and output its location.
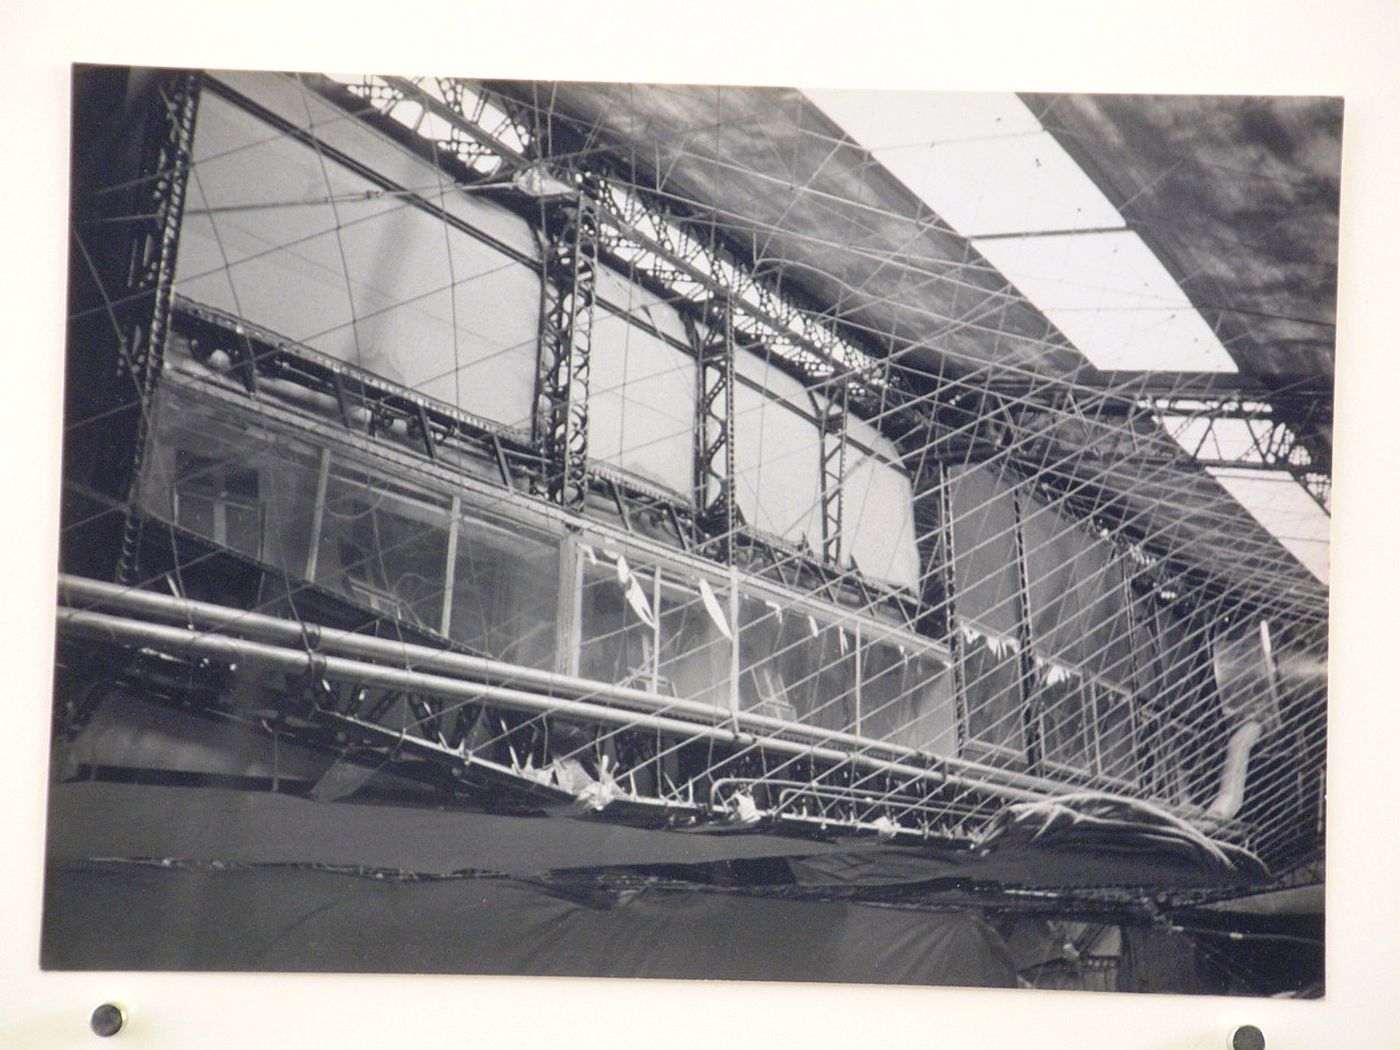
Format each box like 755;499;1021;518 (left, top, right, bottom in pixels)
60;72;1327;862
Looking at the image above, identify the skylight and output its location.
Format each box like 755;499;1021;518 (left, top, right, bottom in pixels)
806;89;1239;375
1156;415;1330;582
1206;468;1331;584
809;91;1124;238
806;87;1331;583
973;230;1238;372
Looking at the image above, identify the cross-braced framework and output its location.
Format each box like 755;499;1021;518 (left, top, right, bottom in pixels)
535;195;599;510
686;297;738;561
51;69;1336;986
111;70;201;584
818;379;849;566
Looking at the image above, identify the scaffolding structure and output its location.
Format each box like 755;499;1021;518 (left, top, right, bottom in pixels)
55;67;1333;949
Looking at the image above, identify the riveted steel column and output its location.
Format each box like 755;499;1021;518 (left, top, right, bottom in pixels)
687;297;738;563
114;70;201;584
534;194;598;510
819;380;849;566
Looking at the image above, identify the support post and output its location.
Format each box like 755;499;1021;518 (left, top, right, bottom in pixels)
687;297;738;563
937;463;968;754
819;380;849;567
112;70;202;584
534;195;598;511
1010;486;1042;769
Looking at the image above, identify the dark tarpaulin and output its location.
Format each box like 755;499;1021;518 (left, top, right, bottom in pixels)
45;782;877;875
42;861;1018;986
948;465;1021;639
787;840;1267;893
949;465;1027;754
1019;490;1133;687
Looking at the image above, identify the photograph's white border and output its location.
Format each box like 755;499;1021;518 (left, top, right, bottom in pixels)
3;2;1397;1046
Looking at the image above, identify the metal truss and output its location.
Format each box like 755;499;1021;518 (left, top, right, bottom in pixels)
54;580;1083;846
818;381;849;566
686;297;739;562
114;70;201;584
321;75;910;422
535;196;600;510
307;73;1330;626
1142;397;1332;512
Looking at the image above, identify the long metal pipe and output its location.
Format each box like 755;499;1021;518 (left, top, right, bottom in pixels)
60;573;1077;799
58;605;1053;806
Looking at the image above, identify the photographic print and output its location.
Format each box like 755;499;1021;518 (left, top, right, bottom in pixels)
45;67;1337;995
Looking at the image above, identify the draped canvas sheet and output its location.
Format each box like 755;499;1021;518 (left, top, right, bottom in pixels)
732;378;824;544
1019;490;1132;685
43;783;1017;984
947;465;1021;639
589;306;696;494
175;90;541;430
43;862;1017;985
947;466;1024;753
840;412;920;590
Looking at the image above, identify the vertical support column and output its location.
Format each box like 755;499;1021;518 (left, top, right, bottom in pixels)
937;462;968;754
819;380;849;567
1010;486;1043;769
535;194;598;511
304;446;332;582
114;70;202;584
555;533;583;677
440;496;461;637
688;297;738;563
727;566;742;717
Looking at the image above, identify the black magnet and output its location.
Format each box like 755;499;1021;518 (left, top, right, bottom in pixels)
90;1003;125;1038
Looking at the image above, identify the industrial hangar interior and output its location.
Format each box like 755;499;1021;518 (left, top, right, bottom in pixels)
47;67;1337;995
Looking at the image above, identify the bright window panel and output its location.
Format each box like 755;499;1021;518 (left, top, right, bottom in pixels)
860;634;956;756
177;92;540;430
448;515;559;671
733;382;822;545
655;572;732;711
589;311;696;494
1207;468;1331;583
807;91;1123;237
808;90;1041;152
738;598;857;733
840;450;919;590
972;230;1238;372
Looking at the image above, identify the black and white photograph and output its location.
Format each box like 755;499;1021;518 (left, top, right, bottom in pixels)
37;66;1346;1000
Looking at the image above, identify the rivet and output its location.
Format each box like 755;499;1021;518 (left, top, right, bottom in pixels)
1230;1024;1265;1050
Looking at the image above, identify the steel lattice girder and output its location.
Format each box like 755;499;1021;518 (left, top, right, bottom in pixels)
685;297;739;561
309;73;1327;624
115;70;202;585
535;197;600;510
818;382;849;565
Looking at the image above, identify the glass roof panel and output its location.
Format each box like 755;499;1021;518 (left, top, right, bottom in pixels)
1206;468;1331;584
971;230;1238;372
808;91;1123;236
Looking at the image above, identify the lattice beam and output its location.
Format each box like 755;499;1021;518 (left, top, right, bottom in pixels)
819;381;849;566
687;297;739;562
535;196;599;510
114;70;201;584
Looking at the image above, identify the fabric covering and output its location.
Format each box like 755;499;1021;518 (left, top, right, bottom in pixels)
947;464;1021;638
46;782;872;875
42;861;1017;984
1019;490;1133;685
974;794;1269;881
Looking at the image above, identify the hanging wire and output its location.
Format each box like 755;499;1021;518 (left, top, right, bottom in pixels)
56;69;1330;874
